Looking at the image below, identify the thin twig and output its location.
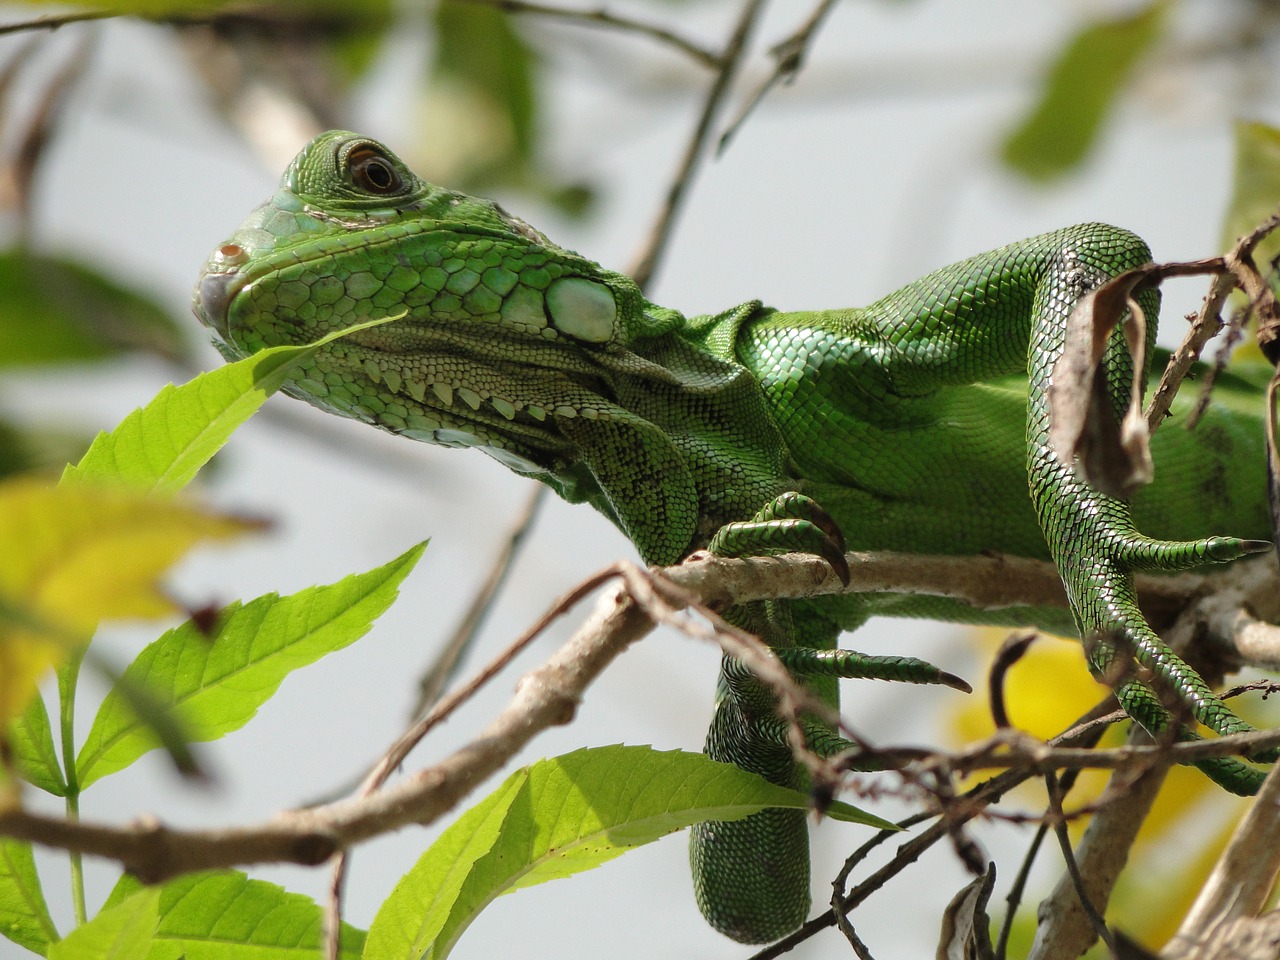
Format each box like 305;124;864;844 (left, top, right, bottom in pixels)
323;560;618;960
451;0;720;68
751;702;1119;960
989;631;1038;729
718;0;841;152
627;0;767;288
1146;209;1280;429
410;485;547;718
0;10;110;37
1045;771;1118;956
832;905;878;960
997;822;1050;960
322;487;564;959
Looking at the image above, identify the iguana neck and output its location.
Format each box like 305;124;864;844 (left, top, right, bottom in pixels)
533;299;793;564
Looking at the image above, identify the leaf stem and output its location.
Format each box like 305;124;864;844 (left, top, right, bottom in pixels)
56;645;86;925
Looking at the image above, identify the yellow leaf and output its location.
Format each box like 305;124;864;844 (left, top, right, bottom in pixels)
0;477;258;723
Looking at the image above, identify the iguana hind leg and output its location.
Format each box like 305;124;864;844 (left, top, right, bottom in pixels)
1025;225;1270;793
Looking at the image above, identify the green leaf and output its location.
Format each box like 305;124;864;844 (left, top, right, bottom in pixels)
363;770;527;960
62;313;402;495
363;745;892;960
75;542;425;787
149;872;364;959
62;346;315;495
9;692;65;796
1001;2;1166;180
46;887;160;960
1222;120;1280;271
0;252;185;368
47;871;364;959
0;479;256;726
0;838;58;955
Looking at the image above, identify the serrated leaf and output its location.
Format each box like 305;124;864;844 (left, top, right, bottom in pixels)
0;838;58;954
1001;2;1166;180
0;479;256;725
76;542;425;787
63;313;402;495
46;887;160;960
365;745;892;960
9;693;65;796
1222;120;1280;270
0;251;185;368
149;871;364;959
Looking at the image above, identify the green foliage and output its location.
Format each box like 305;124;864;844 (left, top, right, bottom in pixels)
61;335;378;493
0;251;185;368
0;839;58;955
1001;2;1166;180
12;693;65;797
46;888;160;960
47;872;365;959
419;1;593;215
74;542;424;788
364;745;892;959
0;250;188;479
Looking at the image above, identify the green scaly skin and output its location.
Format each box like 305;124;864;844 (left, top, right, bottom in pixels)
194;132;1273;944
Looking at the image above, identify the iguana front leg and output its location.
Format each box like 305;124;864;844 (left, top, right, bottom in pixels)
692;495;968;943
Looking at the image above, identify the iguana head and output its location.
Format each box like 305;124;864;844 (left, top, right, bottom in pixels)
194;130;667;476
196;130;784;564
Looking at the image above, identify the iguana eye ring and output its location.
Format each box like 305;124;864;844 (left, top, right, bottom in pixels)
347;145;403;194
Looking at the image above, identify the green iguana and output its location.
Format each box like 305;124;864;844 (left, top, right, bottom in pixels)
194;131;1274;944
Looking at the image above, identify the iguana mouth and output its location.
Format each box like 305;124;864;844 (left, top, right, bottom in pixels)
193;243;251;344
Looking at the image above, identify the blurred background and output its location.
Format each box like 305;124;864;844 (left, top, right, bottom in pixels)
2;1;1279;956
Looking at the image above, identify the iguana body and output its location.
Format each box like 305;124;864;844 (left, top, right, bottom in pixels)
195;132;1272;943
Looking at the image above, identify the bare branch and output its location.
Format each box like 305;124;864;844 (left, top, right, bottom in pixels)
410;484;547;717
0;10;109;37
1028;731;1168;960
1167;763;1280;957
0;545;1271;934
1146;208;1280;429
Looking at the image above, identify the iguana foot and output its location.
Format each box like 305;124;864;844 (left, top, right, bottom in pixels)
1070;522;1275;789
708;492;850;585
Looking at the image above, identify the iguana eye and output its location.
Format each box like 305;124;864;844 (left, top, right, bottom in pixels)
347;145;403;194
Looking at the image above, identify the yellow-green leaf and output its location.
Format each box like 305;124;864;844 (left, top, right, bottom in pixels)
0;478;257;723
366;745;892;959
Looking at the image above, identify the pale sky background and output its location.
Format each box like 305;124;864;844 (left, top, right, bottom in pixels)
4;1;1279;957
